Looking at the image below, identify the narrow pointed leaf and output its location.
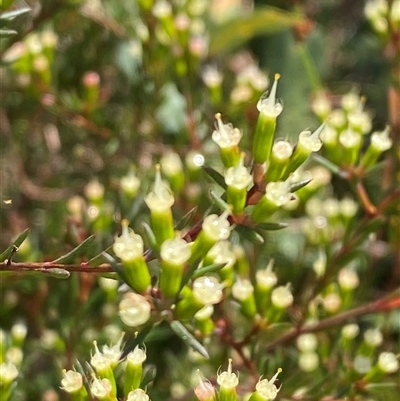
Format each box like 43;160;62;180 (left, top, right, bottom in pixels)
142;222;158;252
179;259;201;292
0;28;17;37
101;252;126;281
170;321;209;359
121;324;153;359
256;222;289;231
202;166;227;189
0;7;31;21
87;244;113;267
235;224;264;244
192;262;226;279
0;228;30;262
52;235;96;264
290;178;312;193
209;190;229;211
311;154;342;175
174;206;198;231
141;365;157;388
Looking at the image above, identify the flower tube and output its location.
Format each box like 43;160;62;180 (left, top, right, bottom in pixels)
360;126;392;169
248;369;282;401
145;165;175;246
212;113;242;168
124;345;147;396
225;153;253;215
217;359;239;401
113;220;151;293
253;74;283;164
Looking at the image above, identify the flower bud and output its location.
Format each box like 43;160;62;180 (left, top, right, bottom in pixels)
60;369;87;399
160;238;192;298
194;370;216;401
232;278;257;318
265;140;293;182
205;241;236;285
160;152;184;193
120;168;140;198
127;389;150;401
253;74;283;164
298;352;319;372
341;323;360;340
338;267;359;291
378;352;399;373
360;126;392;169
11;322;27;348
354;355;372;374
190;210;231;262
311;91;331;120
0;362;18;384
296;334;318;353
338;128;362;166
212;113;242;167
202;66;223;105
268;284;293;323
248;368;282;401
85;179;104;204
217;359;239;401
145;165;175;245
113;220;151;293
255;259;277;314
193;276;224;305
251;180;291;223
91;341;116;396
225;153;253;215
283;124;324;178
194;305;215;337
119;292;151;327
90;376;114;401
341;89;361;113
125;346;147;395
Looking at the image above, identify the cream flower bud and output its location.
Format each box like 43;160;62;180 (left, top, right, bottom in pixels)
161;238;191;264
254;368;282;400
253;261;273;286
338;267;359;290
113;221;144;261
271;284;293;308
99;277;119;291
341;323;360;339
202;65;223;87
152;0;172;18
257;74;283;118
340;198;358;218
313;249;326;277
319;124;338;145
232;278;254;301
225;154;253;190
339;128;361;149
127;345;147;365
193;276;224;305
323;293;342;313
217;359;239;389
371;126;392;151
120;169;140;196
296;334;318;353
271;140;293;161
195;370;216;401
207;241;236;268
298;124;324;153
145;165;175;212
298;352;319;372
84;179;104;201
60;369;82;393
341;89;361;112
0;362;18;384
266;180;292;207
354;355;372;374
119;292;151;327
194;305;214;319
90;376;113;399
329;109;347;128
378;352;399;373
6;348;23;367
202;210;231;242
127;389;150;401
11;321;27;343
212;113;242;148
311;91;331;119
161;152;183;176
364;328;383;347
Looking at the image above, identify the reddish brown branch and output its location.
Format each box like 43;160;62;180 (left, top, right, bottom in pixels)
0;261;114;273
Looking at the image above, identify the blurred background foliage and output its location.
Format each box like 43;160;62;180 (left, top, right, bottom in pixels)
0;0;399;400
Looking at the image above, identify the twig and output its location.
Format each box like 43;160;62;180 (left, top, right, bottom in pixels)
0;261;114;273
265;292;400;352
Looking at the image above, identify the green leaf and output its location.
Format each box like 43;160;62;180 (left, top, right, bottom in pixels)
87;244;114;267
179;259;201;292
0;7;31;21
0;28;17;37
0;228;30;262
209;190;229;211
235;224;264;244
255;221;289;231
202;166;227;189
121;325;153;359
170;321;209;359
51;235;96;264
142;222;158;252
209;6;301;56
101;252;127;283
290;178;312;193
192;262;226;279
311;154;342;175
174;206;197;231
141;365;156;388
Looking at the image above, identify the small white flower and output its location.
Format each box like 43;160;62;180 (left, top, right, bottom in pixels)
212;113;242;148
257;74;283;118
254;368;282;400
119;292;151;327
193;276;225;305
271;284;293;308
378;352;399;373
60;369;82;393
113;220;144;261
217;359;238;389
